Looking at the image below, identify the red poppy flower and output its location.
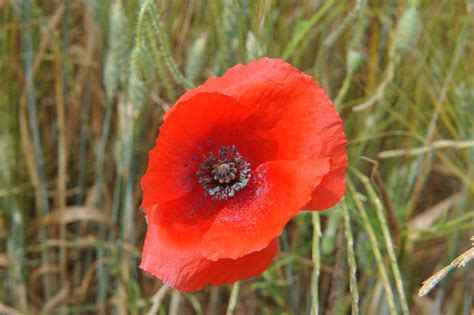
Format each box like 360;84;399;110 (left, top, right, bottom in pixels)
140;58;347;292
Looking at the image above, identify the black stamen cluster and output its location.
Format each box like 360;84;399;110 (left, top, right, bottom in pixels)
197;145;251;200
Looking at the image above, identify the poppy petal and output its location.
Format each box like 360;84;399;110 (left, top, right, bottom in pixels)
238;94;347;210
200;158;330;260
148;158;330;260
304;153;348;210
167;58;347;210
140;218;278;293
141;92;255;207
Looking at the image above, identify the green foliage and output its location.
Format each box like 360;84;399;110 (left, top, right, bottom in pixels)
130;46;155;83
109;0;132;85
185;34;207;84
1;0;473;314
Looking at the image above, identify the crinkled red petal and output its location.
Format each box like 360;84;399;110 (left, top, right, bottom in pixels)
304;152;348;210
148;159;330;260
200;159;330;259
140;93;254;207
140;216;278;292
166;58;347;210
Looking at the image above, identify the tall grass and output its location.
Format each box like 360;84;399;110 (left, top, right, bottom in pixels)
1;0;473;314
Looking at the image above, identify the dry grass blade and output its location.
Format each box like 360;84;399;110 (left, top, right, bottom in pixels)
0;254;10;267
40;282;70;314
417;265;453;298
169;290;183;315
35;206;108;226
147;286;169;315
378;140;474;159
0;303;22;315
451;237;474;268
77;258;109;301
418;237;474;297
409;192;462;231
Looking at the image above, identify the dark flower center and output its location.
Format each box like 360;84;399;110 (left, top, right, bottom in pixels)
197;145;251;200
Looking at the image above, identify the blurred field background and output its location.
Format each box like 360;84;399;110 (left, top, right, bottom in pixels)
1;0;473;314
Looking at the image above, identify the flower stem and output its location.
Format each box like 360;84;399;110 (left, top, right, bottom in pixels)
311;212;321;315
226;282;240;315
348;179;398;315
342;200;360;315
352;169;410;315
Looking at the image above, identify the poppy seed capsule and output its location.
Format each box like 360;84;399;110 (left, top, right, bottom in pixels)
212;161;238;184
197;146;251;200
346;49;365;74
394;7;421;53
